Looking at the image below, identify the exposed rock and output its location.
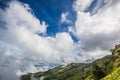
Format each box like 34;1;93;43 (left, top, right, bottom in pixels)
111;44;120;56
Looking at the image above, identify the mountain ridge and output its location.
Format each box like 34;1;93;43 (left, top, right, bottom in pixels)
21;44;120;80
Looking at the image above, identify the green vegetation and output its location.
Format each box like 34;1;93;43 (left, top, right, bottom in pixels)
21;44;120;80
21;73;31;80
101;67;120;80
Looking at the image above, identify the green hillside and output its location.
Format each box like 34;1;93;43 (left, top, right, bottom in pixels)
21;44;120;80
101;67;120;80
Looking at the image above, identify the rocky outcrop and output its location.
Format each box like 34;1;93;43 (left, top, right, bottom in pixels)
111;44;120;56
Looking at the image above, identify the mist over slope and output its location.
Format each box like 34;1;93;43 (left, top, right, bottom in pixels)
0;0;120;80
21;44;120;80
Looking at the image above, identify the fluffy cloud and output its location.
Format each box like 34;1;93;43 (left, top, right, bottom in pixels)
72;0;120;58
55;32;74;52
0;41;22;80
73;0;93;11
0;1;85;80
0;0;82;63
1;0;120;80
0;1;49;58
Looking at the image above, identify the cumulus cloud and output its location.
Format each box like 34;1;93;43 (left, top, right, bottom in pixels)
0;41;22;80
0;0;51;57
72;0;120;58
0;1;87;80
55;32;74;52
73;0;93;11
1;0;120;80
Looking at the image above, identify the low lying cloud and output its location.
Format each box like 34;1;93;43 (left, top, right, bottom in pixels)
0;41;26;80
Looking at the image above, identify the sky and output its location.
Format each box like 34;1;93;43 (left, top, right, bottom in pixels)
0;0;120;80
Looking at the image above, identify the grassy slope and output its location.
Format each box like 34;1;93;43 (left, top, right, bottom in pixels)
21;55;119;80
101;67;120;80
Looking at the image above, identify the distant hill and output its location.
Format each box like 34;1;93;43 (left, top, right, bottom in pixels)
21;44;120;80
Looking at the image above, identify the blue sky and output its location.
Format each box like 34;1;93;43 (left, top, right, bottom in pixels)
0;0;104;42
19;0;76;36
17;0;105;42
0;0;120;80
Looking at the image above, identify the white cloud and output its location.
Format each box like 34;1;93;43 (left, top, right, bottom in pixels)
0;1;49;56
1;0;120;79
61;12;71;24
0;1;88;80
0;0;84;63
73;0;93;11
55;32;74;52
72;0;120;58
0;41;22;80
2;1;47;34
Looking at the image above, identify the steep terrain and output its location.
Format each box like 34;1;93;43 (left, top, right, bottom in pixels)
21;44;120;80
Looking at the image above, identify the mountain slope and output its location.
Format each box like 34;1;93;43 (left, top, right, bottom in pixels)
21;44;120;80
101;67;120;80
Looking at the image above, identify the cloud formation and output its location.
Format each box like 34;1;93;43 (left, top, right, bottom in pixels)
72;0;120;58
0;1;85;80
1;0;120;80
73;0;93;11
